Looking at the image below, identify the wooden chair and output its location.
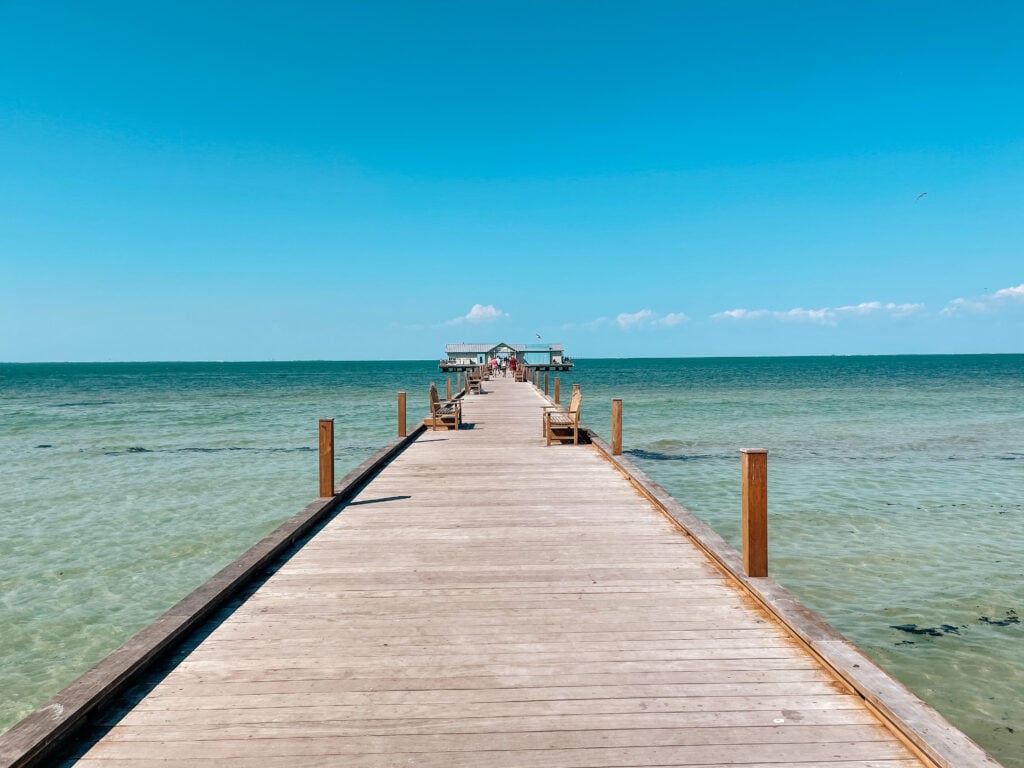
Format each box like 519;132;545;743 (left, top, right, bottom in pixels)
468;371;484;394
425;382;461;430
542;388;582;445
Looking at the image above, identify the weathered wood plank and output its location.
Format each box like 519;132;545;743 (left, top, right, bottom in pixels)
119;691;865;714
73;739;914;764
87;723;891;751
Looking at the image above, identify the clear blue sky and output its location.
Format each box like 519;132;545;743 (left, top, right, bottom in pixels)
2;1;1022;361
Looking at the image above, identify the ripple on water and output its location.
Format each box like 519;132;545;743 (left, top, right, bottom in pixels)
1;358;1022;766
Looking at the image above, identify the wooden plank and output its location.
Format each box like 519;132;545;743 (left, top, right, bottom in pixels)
72;740;915;764
73;759;921;768
120;690;863;713
86;724;892;751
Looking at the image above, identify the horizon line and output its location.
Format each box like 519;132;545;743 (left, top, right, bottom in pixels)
3;351;1023;365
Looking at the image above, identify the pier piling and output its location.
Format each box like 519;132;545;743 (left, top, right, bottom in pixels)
741;448;768;577
398;392;407;437
318;418;334;497
612;398;623;456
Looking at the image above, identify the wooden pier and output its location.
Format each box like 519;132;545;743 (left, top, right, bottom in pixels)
0;376;1002;767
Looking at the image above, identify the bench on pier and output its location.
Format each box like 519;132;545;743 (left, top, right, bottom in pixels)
467;372;484;394
542;388;582;445
425;382;461;430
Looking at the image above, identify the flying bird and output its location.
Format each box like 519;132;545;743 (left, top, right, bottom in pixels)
536;333;542;339
916;192;928;200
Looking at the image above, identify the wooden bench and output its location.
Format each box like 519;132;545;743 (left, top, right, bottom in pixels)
424;382;461;430
467;372;484;394
542;388;582;445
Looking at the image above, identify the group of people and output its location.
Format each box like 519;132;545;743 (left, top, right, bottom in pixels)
489;355;518;378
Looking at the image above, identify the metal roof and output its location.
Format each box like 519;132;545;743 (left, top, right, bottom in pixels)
445;342;564;354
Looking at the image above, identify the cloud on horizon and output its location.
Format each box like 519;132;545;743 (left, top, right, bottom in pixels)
942;283;1024;315
616;309;689;330
712;301;925;325
448;304;509;325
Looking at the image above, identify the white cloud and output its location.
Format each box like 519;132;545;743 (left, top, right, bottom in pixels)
614;309;689;331
616;309;654;330
995;283;1024;299
834;302;925;317
713;301;924;325
943;283;1024;315
448;303;509;324
715;308;753;320
712;307;831;323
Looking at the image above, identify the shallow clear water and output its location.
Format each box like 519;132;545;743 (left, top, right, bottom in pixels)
1;357;1021;764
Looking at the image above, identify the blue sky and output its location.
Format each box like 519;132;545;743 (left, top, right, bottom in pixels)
2;1;1022;361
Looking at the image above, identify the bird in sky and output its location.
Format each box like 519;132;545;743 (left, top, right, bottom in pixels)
916;192;928;200
536;333;542;339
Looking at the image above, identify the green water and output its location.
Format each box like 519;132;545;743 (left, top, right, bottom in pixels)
1;357;1021;764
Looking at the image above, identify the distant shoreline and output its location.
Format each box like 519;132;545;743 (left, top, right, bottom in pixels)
3;351;1024;365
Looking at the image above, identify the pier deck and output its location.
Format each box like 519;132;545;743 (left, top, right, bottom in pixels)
45;377;975;766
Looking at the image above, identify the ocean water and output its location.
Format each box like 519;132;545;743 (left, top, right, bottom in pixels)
1;357;1021;765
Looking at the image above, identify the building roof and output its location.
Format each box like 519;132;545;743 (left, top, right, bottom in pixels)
446;342;564;354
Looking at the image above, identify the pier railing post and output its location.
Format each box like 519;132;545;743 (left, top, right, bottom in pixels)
446;377;452;400
741;449;768;577
554;377;560;404
318;418;335;497
544;373;549;397
611;399;622;456
398;392;407;437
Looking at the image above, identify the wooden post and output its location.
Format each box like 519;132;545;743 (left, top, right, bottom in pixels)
572;383;580;396
741;449;768;577
318;419;334;497
446;377;452;400
398;392;407;437
611;399;622;456
554;377;560;404
544;373;549;397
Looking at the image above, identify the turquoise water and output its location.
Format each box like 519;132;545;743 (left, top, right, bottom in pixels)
1;357;1021;765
